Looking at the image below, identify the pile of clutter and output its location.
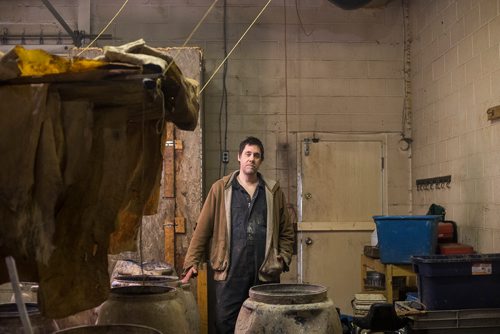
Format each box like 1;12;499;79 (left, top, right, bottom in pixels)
352;293;387;316
110;259;177;288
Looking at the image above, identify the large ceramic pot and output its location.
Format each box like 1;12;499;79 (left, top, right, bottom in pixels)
235;283;343;334
112;275;200;334
111;274;179;289
96;285;190;334
179;283;201;334
54;324;162;333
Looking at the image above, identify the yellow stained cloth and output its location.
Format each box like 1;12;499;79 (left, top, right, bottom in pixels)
0;84;163;318
14;45;106;76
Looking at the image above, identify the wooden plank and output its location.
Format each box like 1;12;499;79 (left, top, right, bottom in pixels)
162;121;176;266
163;122;175;198
164;219;175;265
361;255;416;303
6;67;142;85
297;221;375;231
174;139;184;150
175;217;186;234
197;263;208;334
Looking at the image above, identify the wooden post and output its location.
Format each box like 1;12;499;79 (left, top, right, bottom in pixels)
163;220;175;266
197;263;208;334
175;216;186;234
163;122;176;266
163;122;175;198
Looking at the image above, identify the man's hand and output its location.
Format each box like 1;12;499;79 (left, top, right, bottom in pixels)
277;255;288;272
181;267;198;284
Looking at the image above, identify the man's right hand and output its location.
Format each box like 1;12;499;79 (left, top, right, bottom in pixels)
181;267;198;284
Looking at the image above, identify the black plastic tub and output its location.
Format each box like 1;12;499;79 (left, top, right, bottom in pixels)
412;254;500;310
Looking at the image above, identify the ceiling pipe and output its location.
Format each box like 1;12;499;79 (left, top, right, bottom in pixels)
78;0;91;35
328;0;394;10
327;0;373;10
0;29;112;47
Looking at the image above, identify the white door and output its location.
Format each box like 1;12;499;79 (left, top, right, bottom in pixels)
297;135;384;314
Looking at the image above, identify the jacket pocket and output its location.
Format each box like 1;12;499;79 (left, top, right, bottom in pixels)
260;249;283;278
209;239;227;271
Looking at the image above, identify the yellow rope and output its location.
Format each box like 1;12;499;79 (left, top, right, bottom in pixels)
76;0;129;57
199;0;273;95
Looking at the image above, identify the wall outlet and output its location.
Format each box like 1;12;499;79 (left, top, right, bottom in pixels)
222;151;229;163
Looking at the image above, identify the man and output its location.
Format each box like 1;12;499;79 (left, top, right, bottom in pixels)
181;136;295;334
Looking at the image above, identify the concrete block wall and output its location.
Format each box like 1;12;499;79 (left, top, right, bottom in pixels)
410;0;500;252
0;0;409;217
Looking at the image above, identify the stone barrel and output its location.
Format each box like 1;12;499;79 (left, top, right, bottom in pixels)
96;285;190;334
235;283;343;334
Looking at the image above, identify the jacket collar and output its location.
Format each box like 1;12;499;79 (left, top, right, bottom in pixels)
223;170;278;193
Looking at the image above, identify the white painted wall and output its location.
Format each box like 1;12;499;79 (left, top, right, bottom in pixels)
410;0;500;252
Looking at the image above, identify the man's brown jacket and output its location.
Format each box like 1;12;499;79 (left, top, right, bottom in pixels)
183;171;295;281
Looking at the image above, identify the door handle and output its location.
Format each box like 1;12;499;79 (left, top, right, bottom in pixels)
305;237;313;246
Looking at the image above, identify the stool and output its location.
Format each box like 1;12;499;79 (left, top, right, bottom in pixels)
352;303;408;334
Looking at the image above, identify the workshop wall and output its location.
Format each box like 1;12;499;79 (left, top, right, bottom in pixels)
0;0;407;209
0;0;410;229
410;0;500;252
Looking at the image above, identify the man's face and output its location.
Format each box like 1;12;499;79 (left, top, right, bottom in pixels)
238;144;262;176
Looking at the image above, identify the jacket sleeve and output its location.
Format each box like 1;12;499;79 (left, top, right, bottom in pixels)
277;188;295;268
182;183;218;275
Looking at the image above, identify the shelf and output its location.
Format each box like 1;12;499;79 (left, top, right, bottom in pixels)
361;254;417;303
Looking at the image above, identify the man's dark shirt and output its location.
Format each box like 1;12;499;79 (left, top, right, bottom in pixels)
229;174;267;282
214;174;269;334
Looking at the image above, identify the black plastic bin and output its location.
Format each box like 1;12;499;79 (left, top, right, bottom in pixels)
412;254;500;310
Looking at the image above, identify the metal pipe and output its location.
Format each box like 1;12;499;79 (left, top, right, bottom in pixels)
0;33;112;45
40;0;79;46
78;0;91;34
402;0;413;214
6;256;33;334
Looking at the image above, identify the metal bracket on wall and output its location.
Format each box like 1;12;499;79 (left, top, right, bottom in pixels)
303;136;319;156
416;175;451;191
35;0;112;46
0;28;112;47
487;105;500;121
41;0;82;46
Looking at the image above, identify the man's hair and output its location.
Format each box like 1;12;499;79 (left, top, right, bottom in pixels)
239;136;264;160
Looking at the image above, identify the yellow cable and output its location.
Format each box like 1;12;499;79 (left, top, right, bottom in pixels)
77;0;129;57
199;0;273;95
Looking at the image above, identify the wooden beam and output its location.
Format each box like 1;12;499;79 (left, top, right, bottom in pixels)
174;139;184;150
164;219;175;266
163;122;175;198
163;121;176;266
297;221;375;231
197;263;208;334
175;216;186;234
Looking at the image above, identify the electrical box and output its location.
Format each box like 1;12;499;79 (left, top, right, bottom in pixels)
222;151;229;163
